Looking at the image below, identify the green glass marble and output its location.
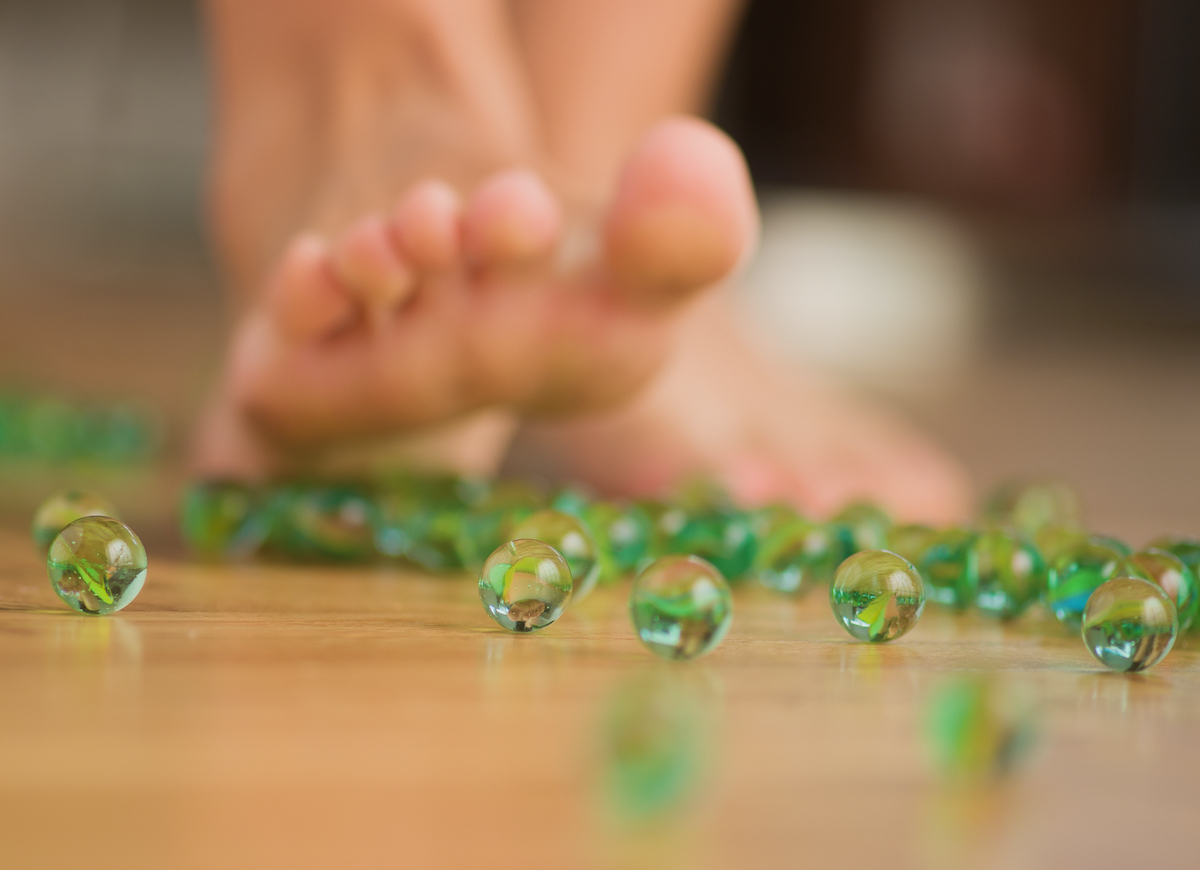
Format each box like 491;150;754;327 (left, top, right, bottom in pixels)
886;523;936;568
511;509;601;600
478;539;573;632
753;516;840;594
655;505;687;543
272;485;379;561
470;478;547;513
575;504;620;585
1121;549;1199;632
967;529;1045;619
559;494;652;583
663;508;757;583
830;502;892;555
376;497;464;571
455;509;515;570
925;677;1037;781
748;504;798;590
583;501;653;584
1146;536;1200;608
372;473;467;569
748;504;799;544
918;528;977;608
630;555;733;660
1036;526;1088;566
1046;540;1124;628
636;500;676;563
1082;577;1177;672
1089;534;1131;557
47;517;147;615
550;486;594;519
983;479;1081;538
31;490;118;553
672;476;733;513
0;393;157;464
179;480;270;560
454;480;544;569
830;549;925;642
372;494;413;560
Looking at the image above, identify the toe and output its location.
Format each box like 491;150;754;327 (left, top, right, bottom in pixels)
267;233;356;341
462;169;561;267
331;213;416;316
391;179;463;271
604;116;758;304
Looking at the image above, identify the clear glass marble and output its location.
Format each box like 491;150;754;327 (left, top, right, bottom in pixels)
511;509;601;600
179;480;269;560
1082;577;1177;672
1036;526;1088;566
967;529;1045;619
31;490;118;553
919;528;977;608
753;516;839;594
47;516;147;615
886;523;936;568
983;479;1081;537
830;549;925;642
630;555;733;660
1121;549;1198;632
1089;534;1131;557
586;501;653;583
1046;539;1124;628
478;539;573;632
1147;535;1200;604
831;502;892;554
664;509;756;583
454;480;544;569
275;485;378;561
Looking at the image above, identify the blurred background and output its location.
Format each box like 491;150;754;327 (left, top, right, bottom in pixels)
0;0;1198;541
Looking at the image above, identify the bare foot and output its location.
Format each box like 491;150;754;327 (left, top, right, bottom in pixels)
197;111;756;476
507;296;972;525
197;0;968;523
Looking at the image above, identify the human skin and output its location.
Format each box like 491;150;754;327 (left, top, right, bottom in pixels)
197;0;969;522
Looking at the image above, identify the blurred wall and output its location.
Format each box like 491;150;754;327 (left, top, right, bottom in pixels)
0;0;208;273
0;0;1194;299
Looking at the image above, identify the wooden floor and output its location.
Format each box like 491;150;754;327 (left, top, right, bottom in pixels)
4;210;1200;868
1;527;1197;870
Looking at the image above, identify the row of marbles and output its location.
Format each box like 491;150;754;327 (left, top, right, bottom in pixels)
30;478;1196;673
0;392;156;464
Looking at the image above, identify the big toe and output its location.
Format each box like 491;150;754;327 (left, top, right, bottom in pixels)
604;117;758;305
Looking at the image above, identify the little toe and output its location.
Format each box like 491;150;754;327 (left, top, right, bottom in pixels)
462;169;561;267
267;233;356;342
331;213;415;322
604;116;758;305
391;179;463;271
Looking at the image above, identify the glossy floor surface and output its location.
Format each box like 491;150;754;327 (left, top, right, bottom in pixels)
1;527;1196;870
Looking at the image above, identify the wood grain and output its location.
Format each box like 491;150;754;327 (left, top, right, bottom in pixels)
0;527;1196;870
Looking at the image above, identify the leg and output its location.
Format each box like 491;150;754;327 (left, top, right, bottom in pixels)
508;0;970;522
